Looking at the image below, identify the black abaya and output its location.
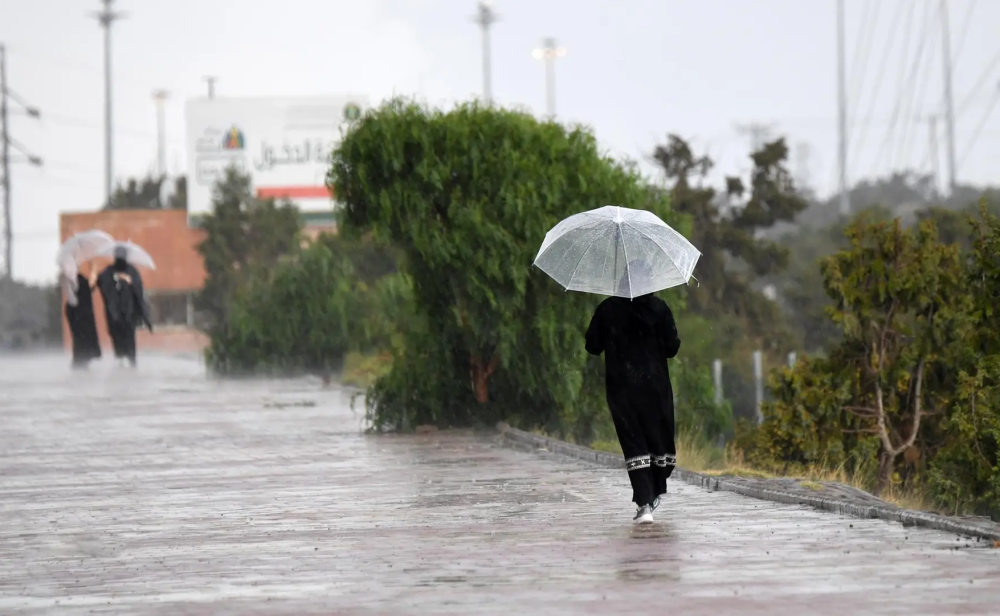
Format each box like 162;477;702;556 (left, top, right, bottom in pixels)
585;294;681;507
97;259;152;366
65;274;102;368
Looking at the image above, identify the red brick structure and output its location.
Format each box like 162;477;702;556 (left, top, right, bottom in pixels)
59;209;209;355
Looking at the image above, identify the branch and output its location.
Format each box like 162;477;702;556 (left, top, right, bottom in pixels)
843;405;879;417
897;356;926;454
875;299;898;375
842;428;881;434
874;385;896;455
483;355;500;379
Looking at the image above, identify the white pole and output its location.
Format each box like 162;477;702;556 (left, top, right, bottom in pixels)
753;350;764;424
712;359;723;406
939;0;958;194
836;0;850;217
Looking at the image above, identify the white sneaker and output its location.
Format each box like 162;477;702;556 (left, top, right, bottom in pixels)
633;504;654;524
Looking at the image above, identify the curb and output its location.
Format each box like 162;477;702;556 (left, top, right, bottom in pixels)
497;423;1000;542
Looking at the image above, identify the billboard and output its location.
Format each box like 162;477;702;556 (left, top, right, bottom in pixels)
184;95;369;224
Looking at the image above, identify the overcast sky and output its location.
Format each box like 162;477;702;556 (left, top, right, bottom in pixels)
2;0;998;283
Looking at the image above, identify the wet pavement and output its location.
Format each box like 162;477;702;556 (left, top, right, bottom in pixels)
0;353;998;615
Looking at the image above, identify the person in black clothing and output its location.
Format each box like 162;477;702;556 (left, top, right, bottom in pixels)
61;264;102;369
97;246;153;367
584;262;681;524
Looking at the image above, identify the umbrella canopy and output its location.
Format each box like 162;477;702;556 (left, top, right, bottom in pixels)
533;205;701;299
56;230;116;278
95;240;157;270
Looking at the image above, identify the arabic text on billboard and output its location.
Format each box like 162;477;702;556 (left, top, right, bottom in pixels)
185;96;368;221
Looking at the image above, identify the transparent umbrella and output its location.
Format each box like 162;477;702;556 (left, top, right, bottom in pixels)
96;240;157;270
533;205;701;299
56;230;115;278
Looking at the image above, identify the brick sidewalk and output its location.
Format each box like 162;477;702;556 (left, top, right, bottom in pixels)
0;354;998;615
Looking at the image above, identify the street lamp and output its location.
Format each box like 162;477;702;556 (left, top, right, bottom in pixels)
531;37;566;120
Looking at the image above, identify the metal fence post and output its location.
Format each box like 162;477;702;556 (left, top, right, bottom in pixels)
712;359;723;407
753;350;764;424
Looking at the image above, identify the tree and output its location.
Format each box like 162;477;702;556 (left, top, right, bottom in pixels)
929;203;1000;517
195;168;301;330
763;217;969;495
652;135;807;349
205;234;408;378
651;135;808;422
104;174;187;210
329;99;689;436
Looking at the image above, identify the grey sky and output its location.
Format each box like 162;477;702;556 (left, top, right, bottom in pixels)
2;0;998;283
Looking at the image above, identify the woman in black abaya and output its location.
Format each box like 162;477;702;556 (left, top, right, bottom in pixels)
585;264;680;524
62;264;102;369
97;246;153;367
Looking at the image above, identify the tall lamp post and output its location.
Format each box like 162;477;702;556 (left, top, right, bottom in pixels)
532;38;566;120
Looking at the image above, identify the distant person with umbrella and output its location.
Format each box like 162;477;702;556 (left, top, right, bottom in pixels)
96;242;154;367
534;206;701;524
57;230;115;369
60;263;102;369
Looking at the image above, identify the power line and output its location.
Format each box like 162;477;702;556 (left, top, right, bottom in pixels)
956;47;1000;117
3;44;186;99
896;14;939;169
891;2;936;169
847;0;880;133
1;43;43;282
875;0;931;174
958;84;1000;170
950;0;977;68
850;0;911;176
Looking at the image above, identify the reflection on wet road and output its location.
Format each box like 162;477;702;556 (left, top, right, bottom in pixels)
0;354;998;615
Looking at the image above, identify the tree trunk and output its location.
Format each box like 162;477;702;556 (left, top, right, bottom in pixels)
470;356;499;404
875;450;895;496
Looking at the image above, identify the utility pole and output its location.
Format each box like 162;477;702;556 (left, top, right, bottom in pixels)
203;76;218;99
152;89;169;177
532;38;566;120
837;0;850;218
472;2;498;104
939;0;958;195
0;44;43;282
92;0;125;207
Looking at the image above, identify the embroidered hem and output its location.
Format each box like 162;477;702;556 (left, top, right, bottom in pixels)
653;453;677;468
625;455;651;471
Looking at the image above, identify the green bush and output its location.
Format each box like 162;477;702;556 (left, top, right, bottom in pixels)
206;234;407;377
743;203;1000;517
928;204;1000;518
329;99;691;439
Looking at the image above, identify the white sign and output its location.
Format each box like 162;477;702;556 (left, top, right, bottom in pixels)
184;95;369;222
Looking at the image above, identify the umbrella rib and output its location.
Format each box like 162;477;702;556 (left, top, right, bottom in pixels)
618;221;633;299
622;220;693;283
565;226;610;291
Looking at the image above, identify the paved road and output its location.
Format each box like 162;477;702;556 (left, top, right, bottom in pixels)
1;353;998;615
